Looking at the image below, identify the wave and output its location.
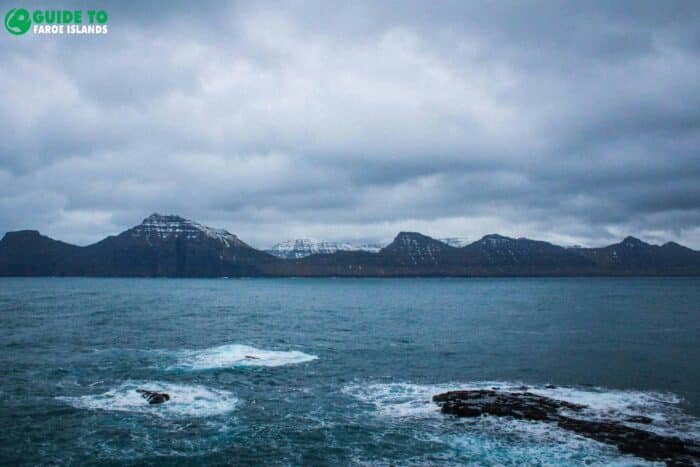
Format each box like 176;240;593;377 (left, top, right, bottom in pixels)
343;381;699;465
57;381;238;418
167;344;318;371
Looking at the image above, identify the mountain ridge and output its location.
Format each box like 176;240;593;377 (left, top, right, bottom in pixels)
1;214;699;277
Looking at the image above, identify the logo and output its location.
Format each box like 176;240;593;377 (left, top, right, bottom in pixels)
5;8;31;35
4;8;109;35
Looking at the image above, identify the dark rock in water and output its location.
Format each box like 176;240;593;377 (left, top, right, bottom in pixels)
137;389;170;405
433;389;584;421
545;384;557;389
557;417;695;465
433;389;700;466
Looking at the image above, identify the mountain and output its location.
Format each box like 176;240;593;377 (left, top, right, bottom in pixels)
1;214;699;277
266;238;382;259
459;234;596;273
381;232;460;266
0;214;278;277
575;236;700;274
278;232;597;276
0;230;84;276
128;213;248;248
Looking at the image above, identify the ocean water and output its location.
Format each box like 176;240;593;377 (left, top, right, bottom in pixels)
0;277;698;465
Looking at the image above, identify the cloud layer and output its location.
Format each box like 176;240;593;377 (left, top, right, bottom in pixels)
1;0;699;248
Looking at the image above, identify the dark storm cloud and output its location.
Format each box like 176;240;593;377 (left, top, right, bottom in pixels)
0;0;699;248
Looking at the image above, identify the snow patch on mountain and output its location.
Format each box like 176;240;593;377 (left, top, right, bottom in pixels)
266;238;383;259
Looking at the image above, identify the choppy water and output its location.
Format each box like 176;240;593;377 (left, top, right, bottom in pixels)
0;277;699;465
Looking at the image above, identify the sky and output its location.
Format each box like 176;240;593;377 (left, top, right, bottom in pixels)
1;0;699;249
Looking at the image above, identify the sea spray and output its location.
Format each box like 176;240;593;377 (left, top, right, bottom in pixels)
167;344;318;371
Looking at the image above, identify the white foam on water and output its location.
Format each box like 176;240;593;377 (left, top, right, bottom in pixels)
343;382;450;419
57;381;238;418
525;384;700;438
431;424;660;466
344;380;699;433
168;344;318;371
343;380;699;464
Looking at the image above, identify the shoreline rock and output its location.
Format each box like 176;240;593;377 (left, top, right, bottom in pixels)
433;389;700;466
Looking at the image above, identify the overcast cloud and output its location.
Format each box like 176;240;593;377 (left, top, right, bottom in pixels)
1;0;699;248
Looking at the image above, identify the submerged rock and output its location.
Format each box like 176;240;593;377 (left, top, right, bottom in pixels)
136;389;170;404
433;389;700;466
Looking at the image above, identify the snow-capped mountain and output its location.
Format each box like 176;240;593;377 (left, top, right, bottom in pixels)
127;213;248;248
266;239;383;259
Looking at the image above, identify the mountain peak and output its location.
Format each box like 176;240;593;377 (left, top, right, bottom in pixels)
388;232;446;248
621;236;647;247
129;213;247;248
394;231;426;240
143;213;186;223
1;230;43;243
662;241;684;249
477;234;515;244
382;232;453;265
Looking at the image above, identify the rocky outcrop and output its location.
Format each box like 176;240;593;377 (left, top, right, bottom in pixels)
433;389;584;420
136;389;170;405
433;389;700;466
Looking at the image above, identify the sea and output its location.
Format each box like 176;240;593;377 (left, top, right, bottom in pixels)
0;277;698;465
